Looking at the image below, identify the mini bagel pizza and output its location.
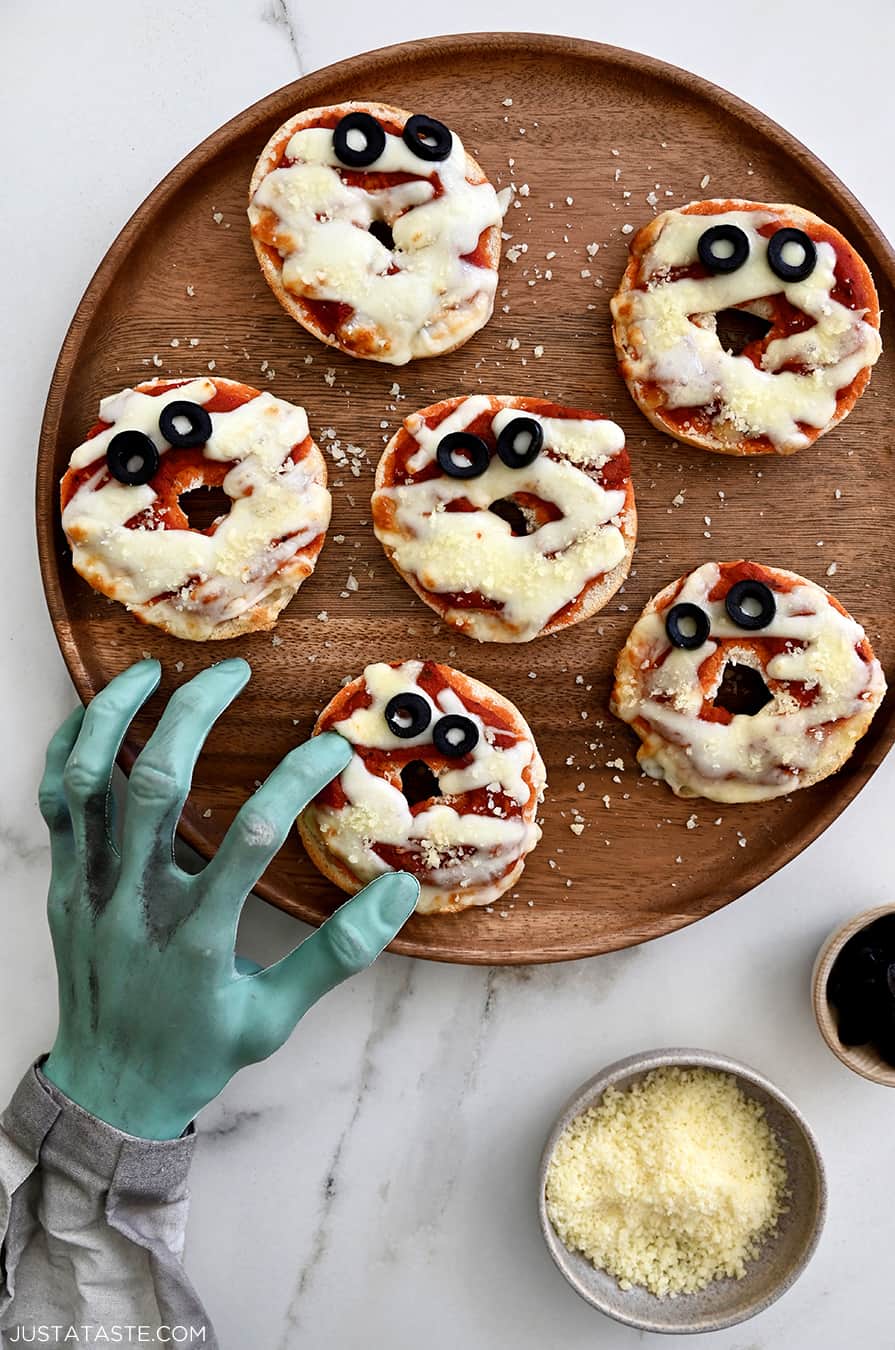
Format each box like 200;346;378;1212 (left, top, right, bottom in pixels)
371;395;637;643
60;377;330;641
247;101;504;365
610;561;886;803
611;199;881;455
299;660;546;914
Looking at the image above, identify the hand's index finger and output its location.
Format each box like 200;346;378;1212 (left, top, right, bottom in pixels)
194;732;352;931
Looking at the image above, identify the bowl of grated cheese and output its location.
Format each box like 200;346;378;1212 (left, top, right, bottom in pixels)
538;1048;826;1334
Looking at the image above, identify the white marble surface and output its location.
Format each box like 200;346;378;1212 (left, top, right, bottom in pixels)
2;2;895;1346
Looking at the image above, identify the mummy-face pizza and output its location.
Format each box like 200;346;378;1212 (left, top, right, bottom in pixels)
371;395;637;643
247;101;504;365
611;200;881;455
611;561;886;803
299;661;546;914
60;377;330;641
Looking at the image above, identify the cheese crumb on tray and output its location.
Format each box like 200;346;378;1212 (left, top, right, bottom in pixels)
545;1067;787;1298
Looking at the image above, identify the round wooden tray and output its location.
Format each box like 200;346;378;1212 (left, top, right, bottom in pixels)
37;33;895;964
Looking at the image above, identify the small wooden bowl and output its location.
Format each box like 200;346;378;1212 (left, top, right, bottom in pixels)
812;903;895;1087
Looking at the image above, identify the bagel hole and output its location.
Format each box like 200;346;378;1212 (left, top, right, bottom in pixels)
179;485;231;531
489;496;534;536
715;308;773;356
714;662;774;717
368;219;395;251
400;760;443;806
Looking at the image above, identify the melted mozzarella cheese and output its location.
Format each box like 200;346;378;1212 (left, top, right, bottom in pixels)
62;382;331;639
613;206;881;451
248;120;503;365
613;562;886;802
373;398;631;642
312;660;544;912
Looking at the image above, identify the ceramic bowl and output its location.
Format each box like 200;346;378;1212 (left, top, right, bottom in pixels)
812;903;895;1087
538;1047;826;1334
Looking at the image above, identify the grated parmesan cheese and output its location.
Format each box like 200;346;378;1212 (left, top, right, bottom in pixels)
545;1067;787;1298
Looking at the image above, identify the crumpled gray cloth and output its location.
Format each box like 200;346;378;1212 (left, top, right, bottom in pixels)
0;1062;216;1347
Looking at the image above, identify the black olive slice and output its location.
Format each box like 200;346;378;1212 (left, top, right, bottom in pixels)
828;935;887;1005
828;922;895;1061
665;602;711;650
866;915;895;950
106;430;160;486
725;579;776;631
873;1013;895;1069
158;401;213;449
433;714;479;759
496;416;543;470
402;114;453;163
767;227;817;283
436;431;490;479
384;692;431;740
333;111;386;168
697;224;750;275
836;1004;877;1048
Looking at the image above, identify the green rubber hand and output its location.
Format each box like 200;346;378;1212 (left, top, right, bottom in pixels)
40;658;419;1140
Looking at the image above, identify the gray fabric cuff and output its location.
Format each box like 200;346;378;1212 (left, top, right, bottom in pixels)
2;1062;196;1198
1;1061;214;1346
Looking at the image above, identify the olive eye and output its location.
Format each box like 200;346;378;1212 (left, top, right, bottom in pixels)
665;603;711;650
496;416;543;469
106;430;160;486
385;692;431;739
725;579;776;631
433;714;479;758
333;111;386;168
697;224;750;274
767;227;817;283
436;431;490;479
158;401;213;449
402;114;453;163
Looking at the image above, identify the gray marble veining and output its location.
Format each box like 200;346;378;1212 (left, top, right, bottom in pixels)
262;0;306;75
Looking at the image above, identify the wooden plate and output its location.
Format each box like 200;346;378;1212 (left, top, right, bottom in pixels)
37;33;894;964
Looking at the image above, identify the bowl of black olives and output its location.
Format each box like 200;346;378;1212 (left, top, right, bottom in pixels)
812;904;895;1087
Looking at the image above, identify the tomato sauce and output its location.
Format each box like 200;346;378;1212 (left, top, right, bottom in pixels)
460;227;493;268
598;447;631;491
300;299;354;336
436;590;504;613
